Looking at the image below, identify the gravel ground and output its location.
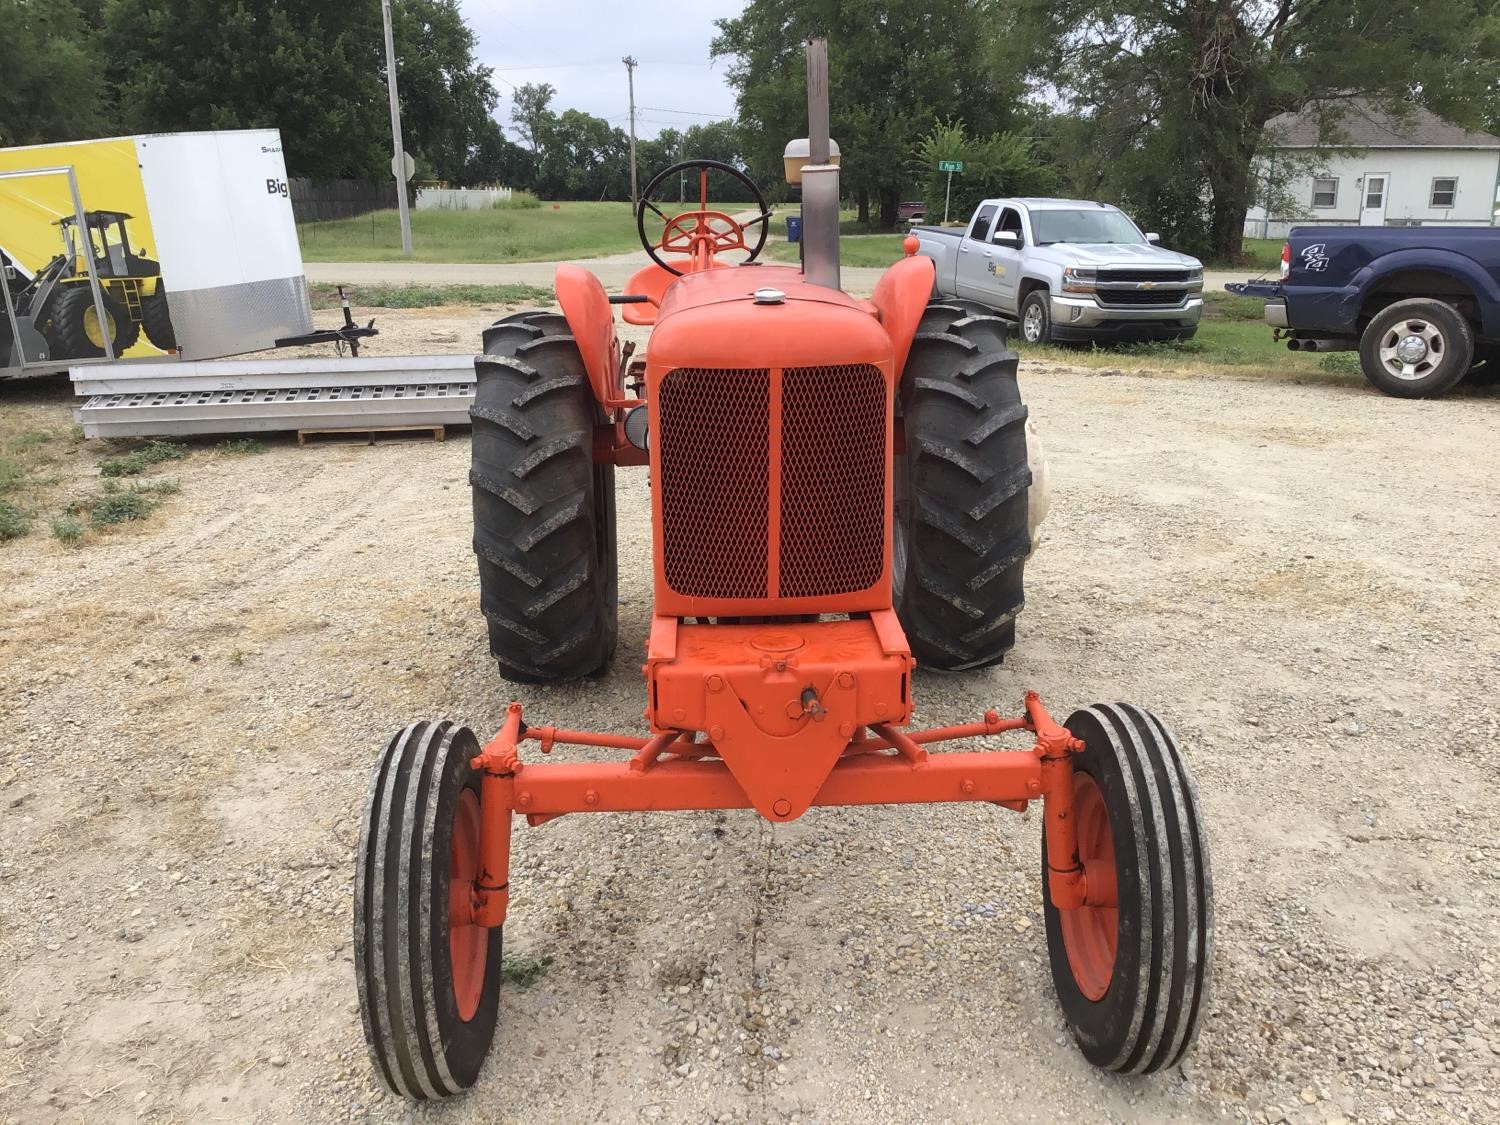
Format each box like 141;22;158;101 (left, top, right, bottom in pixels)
1;303;1499;1125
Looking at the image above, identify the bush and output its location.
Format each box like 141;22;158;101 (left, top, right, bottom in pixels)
51;515;83;545
496;190;541;210
0;500;31;541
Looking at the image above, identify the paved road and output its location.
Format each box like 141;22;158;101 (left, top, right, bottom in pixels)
305;254;1260;295
304;251;891;294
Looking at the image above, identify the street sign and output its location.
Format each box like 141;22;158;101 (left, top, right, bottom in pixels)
938;159;964;173
391;152;416;182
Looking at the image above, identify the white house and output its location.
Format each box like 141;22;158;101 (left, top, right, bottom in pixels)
1243;101;1500;240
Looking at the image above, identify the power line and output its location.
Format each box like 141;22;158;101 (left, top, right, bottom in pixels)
637;106;736;118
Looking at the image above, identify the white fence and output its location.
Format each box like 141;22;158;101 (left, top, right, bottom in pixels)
415;187;514;211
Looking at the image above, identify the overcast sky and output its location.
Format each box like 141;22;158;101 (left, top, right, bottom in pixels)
458;1;748;140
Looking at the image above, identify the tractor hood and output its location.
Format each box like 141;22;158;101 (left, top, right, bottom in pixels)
647;265;894;372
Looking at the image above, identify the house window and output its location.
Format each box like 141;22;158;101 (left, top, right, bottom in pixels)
1430;177;1458;208
1311;177;1338;208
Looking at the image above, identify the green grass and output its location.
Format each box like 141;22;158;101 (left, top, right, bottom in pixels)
1015;292;1351;381
309;282;554;309
500;954;553;991
765;233;908;268
97;440;189;478
216;438;268;456
298;201;758;264
1207;237;1282;272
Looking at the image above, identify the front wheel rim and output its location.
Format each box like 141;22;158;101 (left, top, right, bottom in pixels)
1058;772;1118;1001
448;789;486;1021
1023;304;1043;342
1379;319;1444;381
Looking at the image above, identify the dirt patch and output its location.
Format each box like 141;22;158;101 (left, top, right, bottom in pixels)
2;306;1499;1123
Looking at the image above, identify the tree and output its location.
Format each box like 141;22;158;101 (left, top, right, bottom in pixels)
389;0;506;186
509;82;557;155
712;0;1027;228
1010;0;1500;260
101;0;388;178
0;0;111;147
914;121;1057;224
533;109;630;200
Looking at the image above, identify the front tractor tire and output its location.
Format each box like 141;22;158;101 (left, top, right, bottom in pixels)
896;308;1037;671
355;721;501;1100
1043;704;1213;1074
45;287;139;359
470;311;618;684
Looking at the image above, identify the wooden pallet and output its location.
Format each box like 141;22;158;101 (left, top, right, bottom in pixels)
297;424;446;447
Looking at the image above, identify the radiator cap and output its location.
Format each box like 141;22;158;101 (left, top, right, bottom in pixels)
752;287;786;305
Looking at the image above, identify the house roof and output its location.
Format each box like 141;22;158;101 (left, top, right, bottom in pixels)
1267;100;1500;149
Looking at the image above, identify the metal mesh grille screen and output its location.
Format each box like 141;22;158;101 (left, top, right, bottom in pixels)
779;364;886;597
658;367;770;598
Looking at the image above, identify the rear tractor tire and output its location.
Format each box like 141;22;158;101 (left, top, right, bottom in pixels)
355;721;501;1100
895;306;1043;671
1043;703;1213;1074
470;310;618;684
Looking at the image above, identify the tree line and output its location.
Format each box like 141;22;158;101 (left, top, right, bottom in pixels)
5;0;1498;260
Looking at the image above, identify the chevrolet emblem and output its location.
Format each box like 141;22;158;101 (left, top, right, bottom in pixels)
1141;281;1156;290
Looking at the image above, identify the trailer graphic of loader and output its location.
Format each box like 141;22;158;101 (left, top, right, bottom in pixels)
2;210;176;364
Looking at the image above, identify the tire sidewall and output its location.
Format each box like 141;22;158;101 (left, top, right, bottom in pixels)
1359;299;1473;398
1021;291;1050;345
420;726;502;1089
1041;734;1149;1067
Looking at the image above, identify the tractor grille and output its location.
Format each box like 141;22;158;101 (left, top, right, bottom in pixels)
779;365;885;597
657;365;886;600
658;368;771;599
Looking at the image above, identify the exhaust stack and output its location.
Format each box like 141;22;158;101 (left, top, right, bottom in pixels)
800;38;840;291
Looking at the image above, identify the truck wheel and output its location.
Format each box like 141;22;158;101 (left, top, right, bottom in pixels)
1019;289;1052;345
1358;298;1473;398
895;312;1033;671
470;311;617;684
45;287;138;359
1043;704;1213;1074
140;286;177;351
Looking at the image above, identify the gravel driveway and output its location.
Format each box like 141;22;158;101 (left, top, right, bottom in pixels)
1;306;1498;1124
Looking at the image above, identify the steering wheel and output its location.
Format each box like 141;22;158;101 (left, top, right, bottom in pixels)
636;159;771;277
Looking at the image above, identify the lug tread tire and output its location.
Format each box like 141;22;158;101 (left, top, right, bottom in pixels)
140;287;176;350
1042;703;1213;1074
896;314;1031;671
470;310;617;684
45;287;138;358
356;721;502;1100
1358;298;1473;399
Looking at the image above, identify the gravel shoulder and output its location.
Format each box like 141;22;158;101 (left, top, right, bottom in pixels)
1;305;1498;1124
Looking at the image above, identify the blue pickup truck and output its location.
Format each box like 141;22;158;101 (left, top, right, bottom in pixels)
1235;226;1500;397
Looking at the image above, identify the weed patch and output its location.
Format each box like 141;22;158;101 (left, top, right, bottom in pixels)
50;515;83;545
217;438;267;456
500;954;554;990
98;440;189;477
70;479;180;529
0;500;31;541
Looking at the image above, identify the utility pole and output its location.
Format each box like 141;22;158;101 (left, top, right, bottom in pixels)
381;0;413;257
623;55;639;209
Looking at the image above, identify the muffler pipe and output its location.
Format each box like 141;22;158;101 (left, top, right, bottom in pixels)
802;38;840;291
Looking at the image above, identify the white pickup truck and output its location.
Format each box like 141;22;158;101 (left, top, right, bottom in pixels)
913;198;1204;345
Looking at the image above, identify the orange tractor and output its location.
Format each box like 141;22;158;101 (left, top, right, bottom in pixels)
354;42;1212;1101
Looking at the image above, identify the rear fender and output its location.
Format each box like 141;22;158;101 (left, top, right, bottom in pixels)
1343;248;1500;336
872;253;936;375
554;263;623;406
